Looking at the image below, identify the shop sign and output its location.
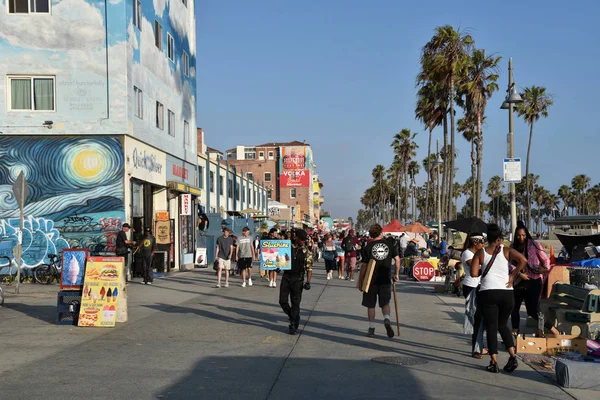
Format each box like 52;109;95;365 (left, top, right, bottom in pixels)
125;137;166;185
155;220;171;245
156;211;169;221
173;164;188;179
79;257;123;328
181;194;192;216
166;155;196;186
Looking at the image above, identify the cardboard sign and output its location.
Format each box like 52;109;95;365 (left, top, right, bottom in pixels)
357;259;377;293
60;248;89;291
260;240;291;270
155;220;171;245
156;211;169;221
78;257;122;328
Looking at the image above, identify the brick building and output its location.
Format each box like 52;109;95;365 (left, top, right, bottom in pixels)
226;141;324;229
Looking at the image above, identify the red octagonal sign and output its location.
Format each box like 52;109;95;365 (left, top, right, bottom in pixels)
413;261;435;282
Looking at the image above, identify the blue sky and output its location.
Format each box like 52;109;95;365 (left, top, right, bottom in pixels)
195;0;600;220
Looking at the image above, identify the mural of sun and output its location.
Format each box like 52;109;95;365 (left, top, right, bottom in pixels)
72;150;103;180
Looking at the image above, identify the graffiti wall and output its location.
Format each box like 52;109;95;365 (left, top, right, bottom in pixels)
0;136;124;267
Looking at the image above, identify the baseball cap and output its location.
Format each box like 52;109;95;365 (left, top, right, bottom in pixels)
122;223;131;228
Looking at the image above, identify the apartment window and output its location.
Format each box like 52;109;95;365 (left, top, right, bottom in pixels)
244;148;256;160
247;188;251;204
246;172;254;181
258;151;264;159
8;0;49;13
267;189;272;199
290;189;297;199
156;101;164;129
242;188;245;203
219;175;224;195
227;178;233;199
236;185;240;201
184;121;190;145
253;190;257;205
268;151;274;160
198;166;204;189
209;171;215;193
182;51;189;76
167;34;174;61
132;0;142;30
167;110;175;136
8;76;55;111
134;86;143;118
264;172;272;182
154;20;163;50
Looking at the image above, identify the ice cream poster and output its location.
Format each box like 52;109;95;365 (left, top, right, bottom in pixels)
260;240;292;270
60;249;89;291
78;256;122;328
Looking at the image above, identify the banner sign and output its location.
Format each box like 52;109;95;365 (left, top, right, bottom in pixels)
280;146;310;187
79;256;123;327
60;248;89;291
259;240;292;270
181;194;192;215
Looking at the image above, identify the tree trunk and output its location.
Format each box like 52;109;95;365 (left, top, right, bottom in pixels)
476;113;483;218
470;138;476;217
442;115;449;222
526;122;534;229
449;75;456;223
425;129;432;222
404;164;409;222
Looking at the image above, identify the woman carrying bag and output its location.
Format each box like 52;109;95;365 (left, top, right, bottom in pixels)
462;232;487;358
510;221;559;336
471;224;527;373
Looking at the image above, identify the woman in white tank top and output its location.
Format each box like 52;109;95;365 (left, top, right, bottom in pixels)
471;224;527;373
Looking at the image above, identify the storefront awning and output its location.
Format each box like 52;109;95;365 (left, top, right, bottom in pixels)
167;181;201;196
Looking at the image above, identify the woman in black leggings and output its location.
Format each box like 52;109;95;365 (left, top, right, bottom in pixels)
510;222;559;336
471;224;527;373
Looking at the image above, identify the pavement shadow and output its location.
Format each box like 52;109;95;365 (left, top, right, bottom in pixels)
3;304;57;324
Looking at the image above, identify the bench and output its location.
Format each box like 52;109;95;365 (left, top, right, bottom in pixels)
540;281;600;339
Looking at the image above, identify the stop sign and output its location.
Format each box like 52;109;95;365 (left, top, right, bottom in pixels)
413;261;435;282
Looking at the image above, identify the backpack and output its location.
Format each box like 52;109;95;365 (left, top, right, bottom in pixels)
343;237;354;252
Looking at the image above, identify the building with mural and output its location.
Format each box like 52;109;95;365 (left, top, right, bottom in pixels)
0;0;197;271
225;141;324;230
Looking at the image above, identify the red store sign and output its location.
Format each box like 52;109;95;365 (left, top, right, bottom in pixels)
172;164;188;179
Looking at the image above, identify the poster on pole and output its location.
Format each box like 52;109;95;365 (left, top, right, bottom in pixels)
503;158;521;183
259;240;292;270
78;256;123;327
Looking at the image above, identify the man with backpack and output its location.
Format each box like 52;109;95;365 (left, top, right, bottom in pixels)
343;229;359;281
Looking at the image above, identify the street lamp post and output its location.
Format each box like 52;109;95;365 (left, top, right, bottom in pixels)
432;139;444;240
500;58;523;237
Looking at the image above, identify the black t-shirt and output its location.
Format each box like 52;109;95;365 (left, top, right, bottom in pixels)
361;238;398;285
140;235;156;254
116;230;128;255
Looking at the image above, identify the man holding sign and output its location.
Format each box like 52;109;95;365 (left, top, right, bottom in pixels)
279;229;313;335
360;224;401;338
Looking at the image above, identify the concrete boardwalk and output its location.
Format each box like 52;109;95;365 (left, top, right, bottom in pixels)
0;263;593;400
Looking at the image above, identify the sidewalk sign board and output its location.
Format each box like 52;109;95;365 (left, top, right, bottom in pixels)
259;240;292;270
78;256;123;327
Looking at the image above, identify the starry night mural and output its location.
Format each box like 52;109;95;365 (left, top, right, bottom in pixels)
0;136;125;267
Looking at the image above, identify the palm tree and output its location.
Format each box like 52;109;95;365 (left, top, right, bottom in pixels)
391;129;419;221
460;49;501;217
372;165;386;222
572;174;591;215
532;185;548;232
458;116;477;215
452;182;462;219
486;175;504;223
515;85;553;227
419;25;474;221
557;185;571;216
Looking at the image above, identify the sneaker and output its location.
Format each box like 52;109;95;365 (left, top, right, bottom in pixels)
295;315;300;329
215;283;221;288
224;282;229;288
248;279;253;287
486;361;500;373
366;327;375;337
269;280;273;287
147;282;152;285
141;282;146;285
350;279;355;282
503;356;518;373
273;281;277;288
384;318;394;338
327;276;331;280
288;324;297;335
241;282;246;288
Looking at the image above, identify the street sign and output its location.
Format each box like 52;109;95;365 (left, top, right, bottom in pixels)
12;171;30;208
503;158;521;183
413;261;435;282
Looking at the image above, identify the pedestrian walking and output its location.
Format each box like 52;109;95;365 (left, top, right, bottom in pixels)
237;227;255;287
215;228;234;288
279;229;313;335
322;234;337;280
116;223;136;281
343;229;359;281
510;221;559;336
360;224;400;338
470;223;527;373
335;233;345;279
138;227;156;285
267;228;279;288
398;232;408;259
461;232;487;358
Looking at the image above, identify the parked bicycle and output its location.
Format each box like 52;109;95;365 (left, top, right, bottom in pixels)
34;254;62;285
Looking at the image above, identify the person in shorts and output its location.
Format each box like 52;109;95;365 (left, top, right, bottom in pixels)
215;228;234;288
237;227;255;287
360;224;400;338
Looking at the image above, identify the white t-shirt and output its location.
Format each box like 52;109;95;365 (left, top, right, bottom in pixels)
461;249;480;288
479;245;512;291
399;234;409;249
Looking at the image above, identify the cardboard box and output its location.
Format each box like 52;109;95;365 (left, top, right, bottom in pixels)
546;334;587;355
357;259;376;293
516;335;547;354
